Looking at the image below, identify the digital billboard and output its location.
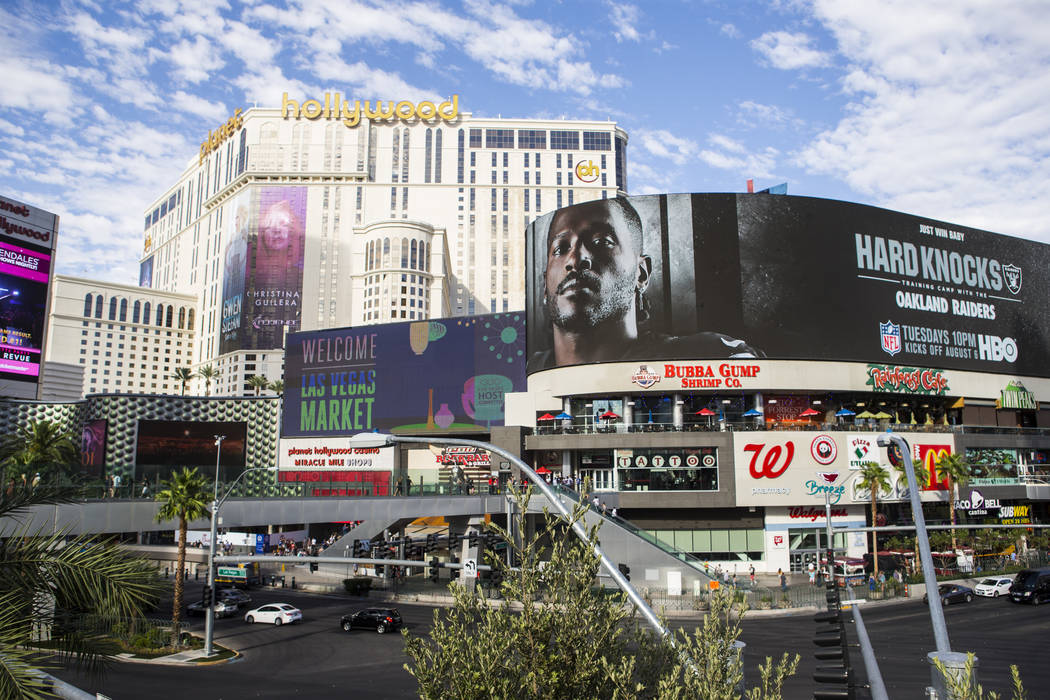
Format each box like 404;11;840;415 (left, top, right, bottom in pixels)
138;256;153;288
135;420;247;467
220;186;306;353
732;431;955;507
525;194;1050;377
0;235;52;382
80;419;107;477
282;312;527;437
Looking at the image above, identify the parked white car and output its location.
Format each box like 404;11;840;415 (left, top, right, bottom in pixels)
974;577;1013;597
244;603;302;626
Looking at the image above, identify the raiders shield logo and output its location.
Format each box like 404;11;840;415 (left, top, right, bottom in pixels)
1003;264;1022;294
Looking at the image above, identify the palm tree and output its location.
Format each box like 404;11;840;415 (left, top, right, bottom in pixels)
856;461;891;579
172;366;193;395
197;365;219;397
0;487;160;698
936;452;972;551
0;419;79;484
268;379;284;396
246;375;269;396
154;467;209;645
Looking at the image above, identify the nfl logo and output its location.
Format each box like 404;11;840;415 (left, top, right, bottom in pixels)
880;320;901;356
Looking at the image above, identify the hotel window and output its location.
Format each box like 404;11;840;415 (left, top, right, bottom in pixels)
424;129;433;183
434;129;443;182
469;128;482;148
83;294;92;317
550;130;579;150
583;131;611;150
517;130;546;149
457;129;465;183
485;129;514;149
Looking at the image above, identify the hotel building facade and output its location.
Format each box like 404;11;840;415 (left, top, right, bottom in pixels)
140;95;627;395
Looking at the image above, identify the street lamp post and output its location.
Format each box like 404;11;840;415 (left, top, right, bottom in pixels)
202;465;273;656
203;435;225;657
878;432;973;695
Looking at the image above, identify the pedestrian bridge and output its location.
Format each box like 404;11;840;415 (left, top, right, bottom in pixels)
3;490;717;594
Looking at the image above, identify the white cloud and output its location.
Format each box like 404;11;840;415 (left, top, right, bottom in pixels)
751;31;830;70
607;2;643;43
700;134;779;178
736;100;800;130
634;129;698;165
720;23;740;39
171;91;229;123
796;1;1050;240
166;36;226;84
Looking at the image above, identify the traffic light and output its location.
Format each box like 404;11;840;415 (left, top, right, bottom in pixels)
201;585;213;607
812;582;853;699
617;563;631;582
429;558;440;584
309;561;318;573
425;533;437;553
353;539;370;558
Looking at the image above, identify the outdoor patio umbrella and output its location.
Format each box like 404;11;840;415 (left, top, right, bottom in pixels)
855;410;876;419
799;408;821;418
835;408;855;417
742;408;762;417
537;413;555;421
695;407;716;428
600;410;620;419
554;412;573;420
873;411;893;420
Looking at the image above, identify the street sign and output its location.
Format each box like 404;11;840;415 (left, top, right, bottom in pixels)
463;559;477;578
217;566;246;580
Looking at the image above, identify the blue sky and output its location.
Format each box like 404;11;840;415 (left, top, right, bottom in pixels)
2;0;1049;283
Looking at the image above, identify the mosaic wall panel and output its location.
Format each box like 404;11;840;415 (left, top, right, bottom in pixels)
0;395;280;489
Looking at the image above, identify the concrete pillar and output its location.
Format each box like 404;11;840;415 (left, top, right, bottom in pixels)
928;651;976;700
673;393;683;429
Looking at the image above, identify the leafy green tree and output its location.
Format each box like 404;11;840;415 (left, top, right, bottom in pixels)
0;420;79;485
196;365;219;397
154;467;209;644
171;366;193;396
268;379;284;396
936;452;972;550
857;461;891;578
0;487;160;699
246;375;269;396
403;488;798;699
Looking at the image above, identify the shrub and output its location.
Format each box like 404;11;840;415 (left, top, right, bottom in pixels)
343;577;372;596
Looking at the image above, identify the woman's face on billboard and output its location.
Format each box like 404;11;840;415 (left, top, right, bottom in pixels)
263;205;292;251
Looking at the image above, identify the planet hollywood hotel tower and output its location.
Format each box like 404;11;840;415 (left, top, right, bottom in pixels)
140;93;627;396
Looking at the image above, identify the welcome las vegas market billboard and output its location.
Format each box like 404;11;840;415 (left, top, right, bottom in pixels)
281;312;526;437
0;194;59;399
525;194;1050;377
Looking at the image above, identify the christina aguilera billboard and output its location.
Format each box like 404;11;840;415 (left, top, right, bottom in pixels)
525;194;1049;377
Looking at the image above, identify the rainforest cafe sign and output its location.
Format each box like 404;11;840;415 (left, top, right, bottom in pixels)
282;93;460;128
865;363;949;395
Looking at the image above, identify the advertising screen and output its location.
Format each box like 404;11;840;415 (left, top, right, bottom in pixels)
282;312;527;437
138;256;154;288
80;419;107;477
525;194;1050;377
220;186;306;353
0;235;52;382
135;420;247;467
732;431;955;507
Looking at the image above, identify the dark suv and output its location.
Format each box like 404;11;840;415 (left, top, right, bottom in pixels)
1009;567;1050;604
340;607;403;634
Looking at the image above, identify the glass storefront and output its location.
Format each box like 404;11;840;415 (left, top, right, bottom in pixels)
788;527;847;573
